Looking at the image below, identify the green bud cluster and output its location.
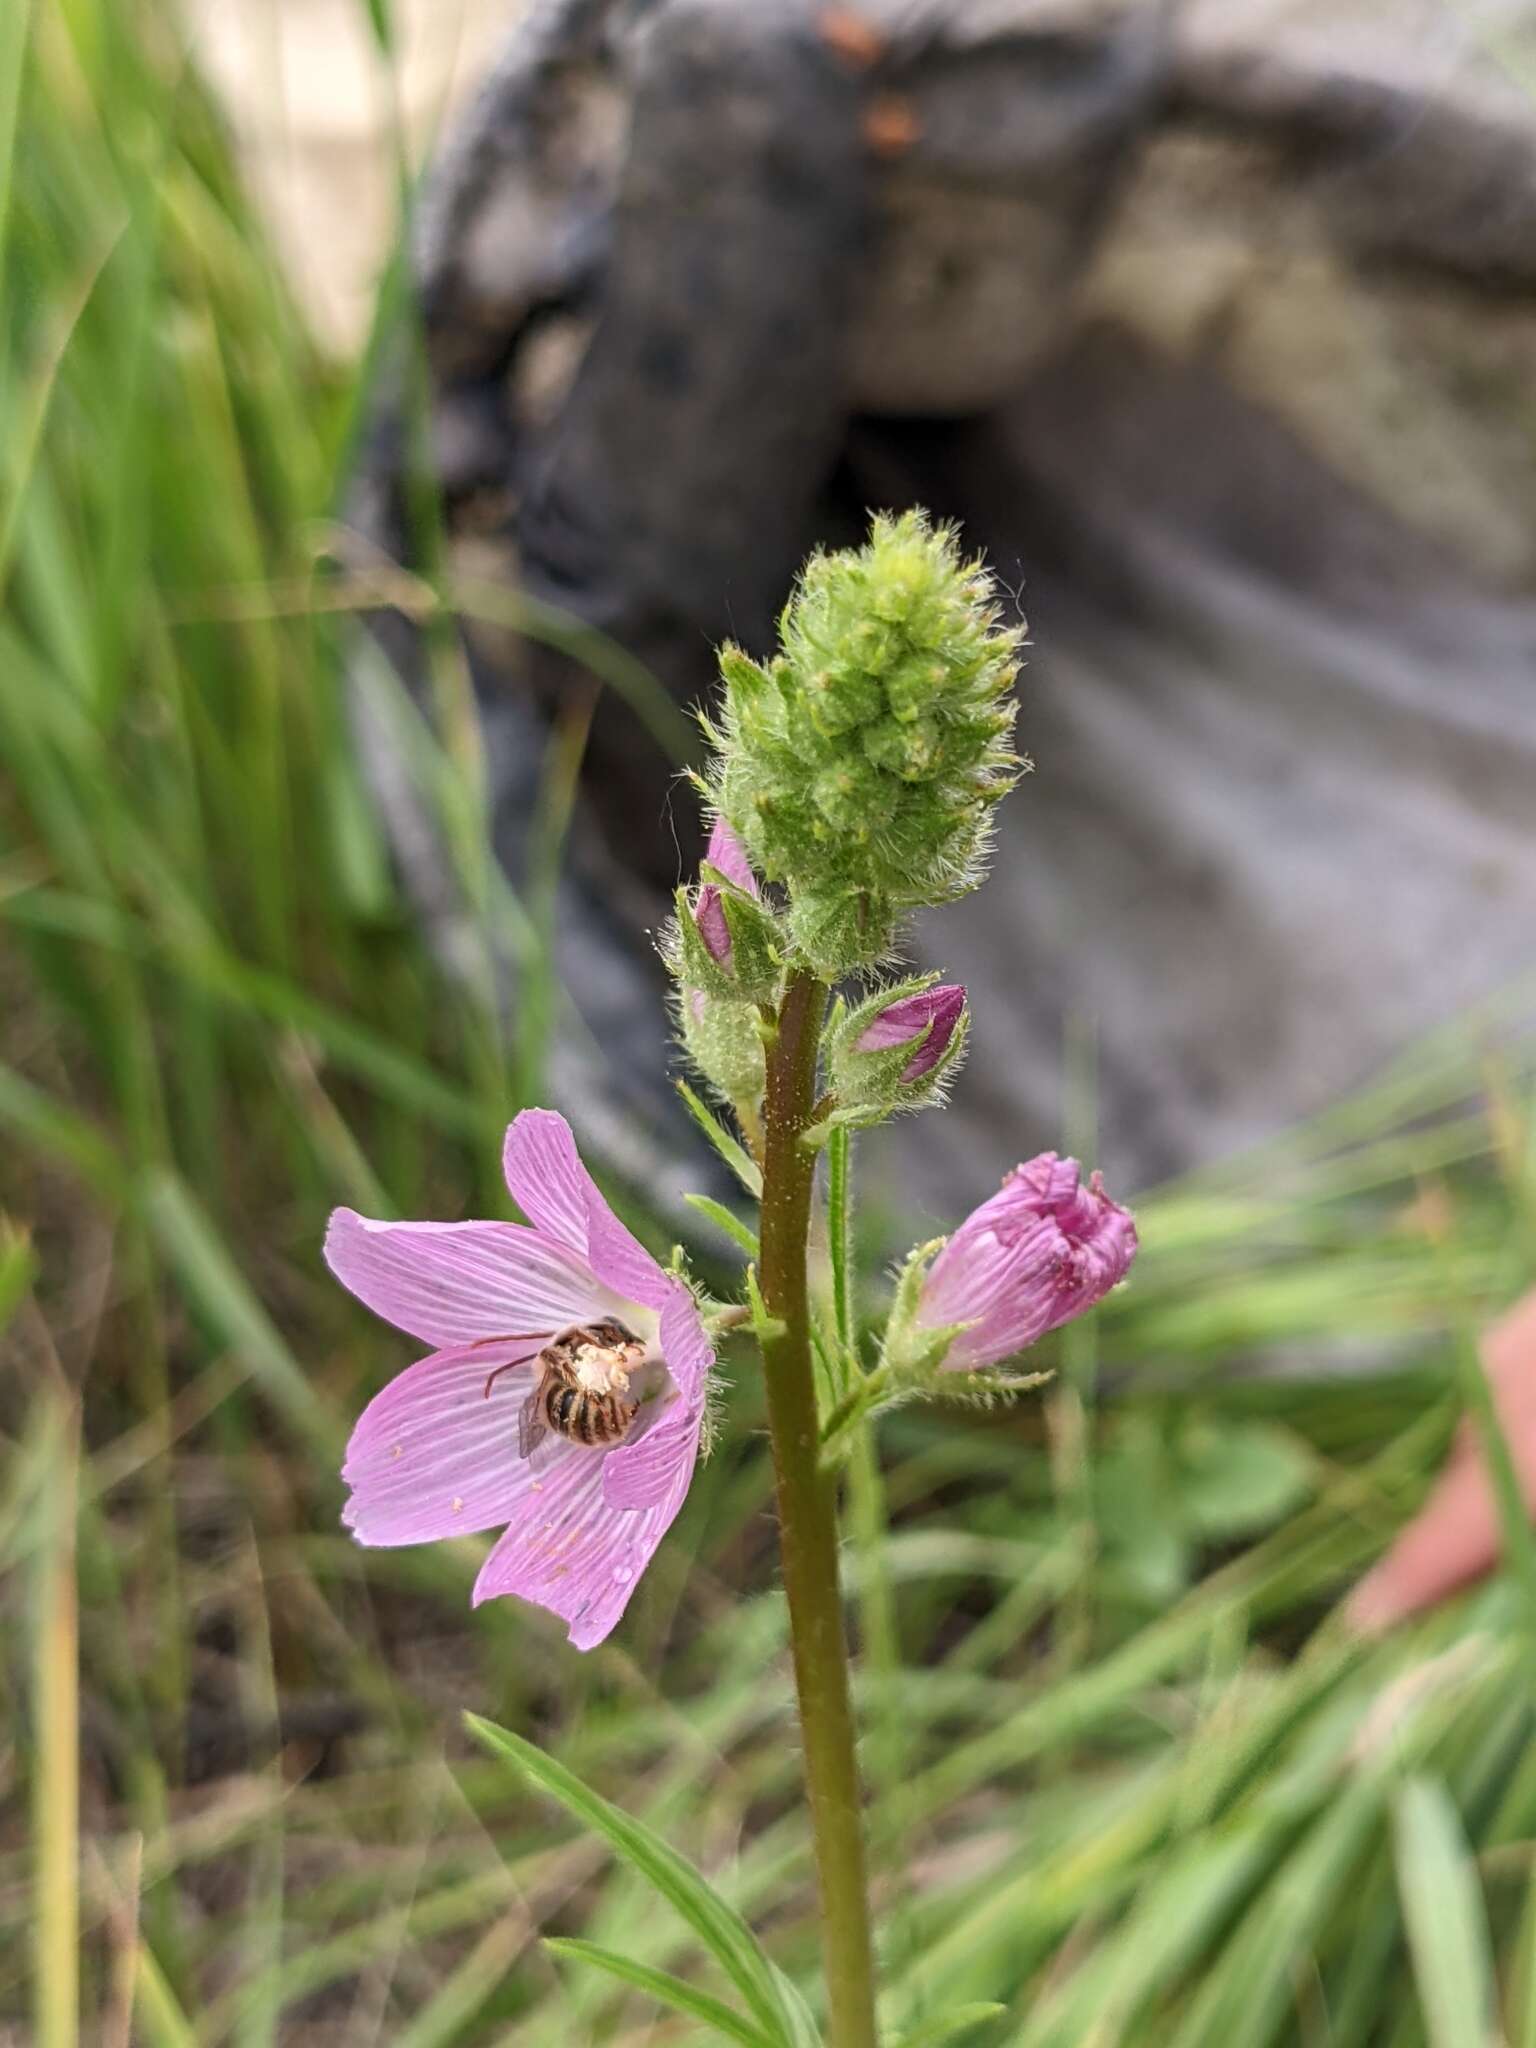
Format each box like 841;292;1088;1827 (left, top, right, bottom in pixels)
708;511;1024;978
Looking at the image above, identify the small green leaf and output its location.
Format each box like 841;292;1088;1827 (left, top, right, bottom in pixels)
896;2004;1006;2047
468;1715;803;2044
545;1939;774;2048
684;1192;759;1259
1176;1420;1311;1538
676;1080;763;1197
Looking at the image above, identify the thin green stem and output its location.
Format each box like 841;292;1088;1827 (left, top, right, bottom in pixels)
831;1128;911;1938
848;1422;910;1828
757;971;879;2048
828;1125;855;1359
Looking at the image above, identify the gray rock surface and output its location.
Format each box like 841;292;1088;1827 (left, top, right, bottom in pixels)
347;0;1536;1221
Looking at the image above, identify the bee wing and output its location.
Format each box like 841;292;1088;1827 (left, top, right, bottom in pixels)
517;1385;548;1462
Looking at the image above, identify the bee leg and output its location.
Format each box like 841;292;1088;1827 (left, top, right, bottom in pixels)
484;1354;536;1398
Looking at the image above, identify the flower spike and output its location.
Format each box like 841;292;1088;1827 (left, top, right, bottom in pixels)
710;510;1025;976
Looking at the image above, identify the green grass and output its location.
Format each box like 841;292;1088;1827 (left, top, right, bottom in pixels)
4;2;1536;2042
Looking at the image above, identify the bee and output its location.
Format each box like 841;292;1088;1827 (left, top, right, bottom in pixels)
508;1319;647;1459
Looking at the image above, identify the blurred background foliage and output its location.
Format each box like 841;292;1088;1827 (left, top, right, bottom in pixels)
4;1;1536;2043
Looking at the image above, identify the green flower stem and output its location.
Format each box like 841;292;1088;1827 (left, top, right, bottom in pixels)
758;968;879;2048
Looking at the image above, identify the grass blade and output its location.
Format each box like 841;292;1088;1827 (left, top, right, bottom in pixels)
0;0;31;261
0;1063;127;1198
142;1170;334;1454
896;2006;1006;2047
467;1713;801;2043
129;1945;197;2048
31;1396;78;2048
0;1221;38;1335
546;1937;776;2047
1395;1776;1498;2048
391;1917;527;2048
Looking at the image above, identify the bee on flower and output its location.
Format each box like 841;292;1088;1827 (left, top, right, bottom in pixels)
326;1110;713;1650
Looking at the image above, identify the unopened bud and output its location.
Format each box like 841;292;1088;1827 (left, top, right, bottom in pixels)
827;977;968;1124
854;982;965;1082
886;1153;1137;1377
672;817;781;1006
693;817;756;968
677;986;767;1106
669;818;778;1103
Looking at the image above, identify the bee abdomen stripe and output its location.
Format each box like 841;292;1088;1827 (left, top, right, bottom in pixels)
548;1386;578;1431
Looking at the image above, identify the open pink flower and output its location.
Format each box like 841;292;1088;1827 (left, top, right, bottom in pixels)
917;1152;1137;1370
325;1110;713;1650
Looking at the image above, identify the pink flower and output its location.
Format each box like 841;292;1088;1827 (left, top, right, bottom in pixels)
917;1152;1137;1370
855;983;966;1083
694;816;759;967
325;1110;713;1650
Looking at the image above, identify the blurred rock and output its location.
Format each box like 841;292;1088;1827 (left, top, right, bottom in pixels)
334;0;1536;1215
188;0;511;352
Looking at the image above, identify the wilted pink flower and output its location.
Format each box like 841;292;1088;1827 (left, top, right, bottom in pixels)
325;1110;713;1650
693;815;759;967
917;1152;1137;1370
855;983;966;1083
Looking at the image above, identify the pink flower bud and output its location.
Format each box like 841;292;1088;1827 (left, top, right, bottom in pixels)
917;1153;1137;1370
694;887;733;965
855;983;966;1084
693;817;759;967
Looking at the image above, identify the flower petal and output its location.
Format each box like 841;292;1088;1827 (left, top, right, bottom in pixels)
705;816;758;896
472;1429;696;1650
341;1341;543;1544
694;883;733;964
501;1109;592;1255
582;1185;672;1311
656;1284;713;1405
602;1288;712;1511
325;1208;610;1348
503;1108;672;1311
